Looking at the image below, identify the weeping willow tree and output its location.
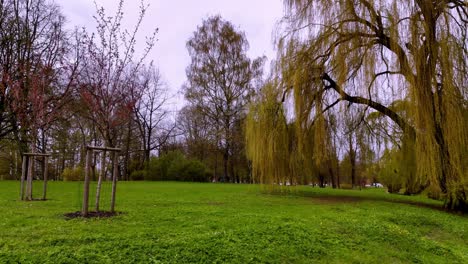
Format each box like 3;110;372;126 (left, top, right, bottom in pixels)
246;80;338;189
247;0;467;211
246;82;292;188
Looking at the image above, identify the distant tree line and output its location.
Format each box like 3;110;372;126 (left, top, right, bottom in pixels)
0;0;172;181
0;1;263;184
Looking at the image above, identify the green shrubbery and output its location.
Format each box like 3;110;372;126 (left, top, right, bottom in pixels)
379;149;403;193
378;141;421;195
130;170;147;181
62;166;84;181
144;151;210;182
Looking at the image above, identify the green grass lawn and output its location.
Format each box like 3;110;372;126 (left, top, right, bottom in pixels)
0;181;466;263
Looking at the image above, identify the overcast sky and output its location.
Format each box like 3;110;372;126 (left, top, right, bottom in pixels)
56;0;285;109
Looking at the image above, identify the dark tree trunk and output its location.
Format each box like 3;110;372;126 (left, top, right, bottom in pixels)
435;122;468;211
349;134;356;188
229;158;236;183
318;173;325;188
336;162;341;189
328;159;336;189
213;155;217;182
124;121;132;181
223;148;229;182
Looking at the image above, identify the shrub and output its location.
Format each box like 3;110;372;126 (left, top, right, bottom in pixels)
62;166;84;181
145;151;210;182
146;151;184;181
130;170;146;181
167;158;209;182
340;183;354;190
378;149;403;193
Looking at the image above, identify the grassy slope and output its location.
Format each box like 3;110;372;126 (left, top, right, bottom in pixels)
0;181;466;264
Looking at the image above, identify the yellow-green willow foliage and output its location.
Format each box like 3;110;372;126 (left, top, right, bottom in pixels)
245;83;292;189
246;80;337;189
275;0;468;211
367;100;421;194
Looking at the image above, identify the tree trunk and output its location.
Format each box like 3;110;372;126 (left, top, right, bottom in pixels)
95;151;106;211
318;173;325;188
91;153;97;181
213;151;218;182
328;159;336;189
336;165;341;189
223;148;229;183
124;120;132;181
8;152;13;180
223;119;231;183
82;149;92;216
349;134;356;188
42;157;48;200
435;124;467;211
20;156;27;200
60;153;65;180
229;158;236;183
110;151;118;213
26;156;33;200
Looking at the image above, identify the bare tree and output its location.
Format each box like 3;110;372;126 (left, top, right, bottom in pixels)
134;64;173;167
77;0;157;209
78;0;157;148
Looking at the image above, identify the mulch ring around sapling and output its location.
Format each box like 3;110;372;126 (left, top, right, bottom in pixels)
64;211;122;219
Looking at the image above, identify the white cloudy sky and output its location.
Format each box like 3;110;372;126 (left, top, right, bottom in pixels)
56;0;285;109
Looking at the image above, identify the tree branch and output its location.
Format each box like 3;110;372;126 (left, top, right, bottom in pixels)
321;73;416;140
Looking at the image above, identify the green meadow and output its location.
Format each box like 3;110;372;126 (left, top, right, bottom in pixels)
0;181;466;263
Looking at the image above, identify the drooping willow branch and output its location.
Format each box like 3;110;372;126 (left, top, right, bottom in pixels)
320;73;416;140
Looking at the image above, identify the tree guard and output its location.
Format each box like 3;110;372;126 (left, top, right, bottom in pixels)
20;153;51;201
82;146;121;217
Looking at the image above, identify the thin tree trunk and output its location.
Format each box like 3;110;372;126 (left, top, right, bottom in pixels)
20;156;27;200
124;121;132;181
229;158;236;183
349;134;356;188
95;151;106;211
110;151;118;213
61;153;65;180
82;149;92;216
223;149;229;183
336;163;341;189
327;157;336;188
26;156;33;200
213;150;218;183
15;152;18;180
8;152;13;180
223;121;230;183
42;157;48;200
91;152;97;181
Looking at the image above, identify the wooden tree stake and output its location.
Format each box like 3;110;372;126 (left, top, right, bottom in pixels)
20;157;27;200
110;151;118;213
42;156;48;200
82;149;92;216
26;156;33;200
95;151;106;211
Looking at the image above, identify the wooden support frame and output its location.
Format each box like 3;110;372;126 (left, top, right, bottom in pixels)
82;146;121;217
20;153;51;201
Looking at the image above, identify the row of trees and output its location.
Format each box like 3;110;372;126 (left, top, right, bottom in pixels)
0;1;266;184
0;0;172;181
178;15;400;190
